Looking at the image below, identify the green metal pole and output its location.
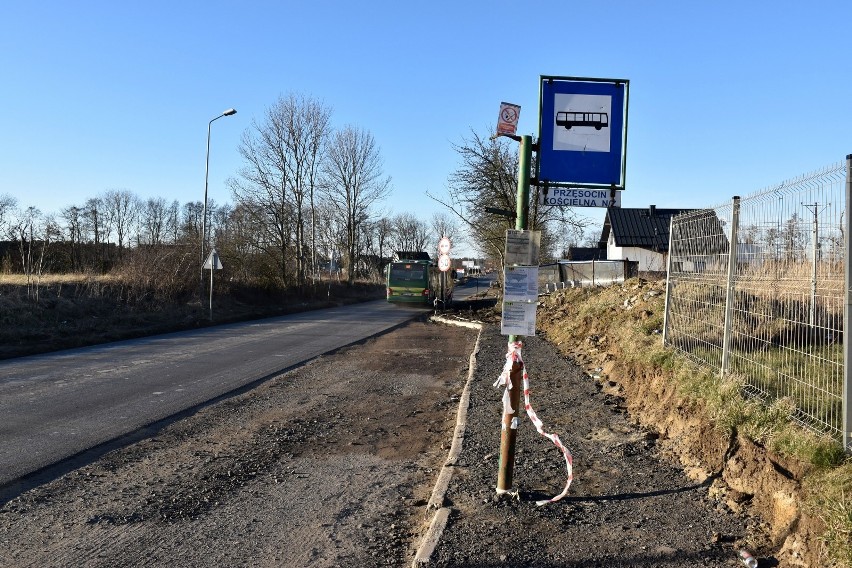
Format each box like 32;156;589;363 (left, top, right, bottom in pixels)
497;134;532;493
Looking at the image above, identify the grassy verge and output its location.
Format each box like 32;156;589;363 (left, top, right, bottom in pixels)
0;273;384;360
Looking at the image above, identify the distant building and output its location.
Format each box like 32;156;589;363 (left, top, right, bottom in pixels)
600;205;695;272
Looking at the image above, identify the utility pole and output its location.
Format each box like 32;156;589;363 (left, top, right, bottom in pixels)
496;134;532;493
802;202;826;327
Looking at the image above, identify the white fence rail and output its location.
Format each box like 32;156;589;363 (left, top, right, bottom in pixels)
663;158;852;451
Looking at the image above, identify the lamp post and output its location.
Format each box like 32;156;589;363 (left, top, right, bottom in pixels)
200;108;236;303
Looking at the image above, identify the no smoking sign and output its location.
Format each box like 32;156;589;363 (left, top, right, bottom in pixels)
497;102;521;136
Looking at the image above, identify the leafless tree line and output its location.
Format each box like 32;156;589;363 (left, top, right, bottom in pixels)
0;93;464;292
0;190;459;285
6;96;609;294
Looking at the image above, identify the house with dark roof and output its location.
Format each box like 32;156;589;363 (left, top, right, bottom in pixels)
599;205;695;272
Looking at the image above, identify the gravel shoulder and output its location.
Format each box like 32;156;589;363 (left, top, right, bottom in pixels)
428;326;753;568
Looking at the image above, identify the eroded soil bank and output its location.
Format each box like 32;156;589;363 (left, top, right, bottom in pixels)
536;279;835;567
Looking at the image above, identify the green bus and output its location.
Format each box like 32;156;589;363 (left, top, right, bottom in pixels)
386;259;453;306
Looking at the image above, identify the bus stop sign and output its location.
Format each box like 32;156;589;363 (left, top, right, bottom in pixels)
538;76;628;188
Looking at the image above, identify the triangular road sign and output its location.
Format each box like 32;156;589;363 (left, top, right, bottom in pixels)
203;248;223;270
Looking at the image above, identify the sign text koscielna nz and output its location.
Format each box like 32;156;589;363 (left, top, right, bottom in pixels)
539;187;621;208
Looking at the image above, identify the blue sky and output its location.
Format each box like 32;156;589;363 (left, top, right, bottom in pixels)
2;1;851;253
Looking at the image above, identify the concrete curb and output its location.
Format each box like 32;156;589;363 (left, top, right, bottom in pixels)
412;317;483;566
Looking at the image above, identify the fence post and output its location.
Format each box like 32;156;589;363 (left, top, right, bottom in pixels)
810;206;819;327
844;155;852;453
662;216;676;346
721;196;741;378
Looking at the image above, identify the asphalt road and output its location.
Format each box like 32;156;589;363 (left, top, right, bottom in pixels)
0;300;426;489
453;274;496;300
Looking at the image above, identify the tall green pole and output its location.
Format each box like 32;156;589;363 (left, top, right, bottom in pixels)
497;134;532;493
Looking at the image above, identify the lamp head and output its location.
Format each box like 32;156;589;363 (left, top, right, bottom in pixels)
223;108;237;116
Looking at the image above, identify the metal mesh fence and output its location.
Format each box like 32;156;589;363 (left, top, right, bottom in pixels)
665;161;849;442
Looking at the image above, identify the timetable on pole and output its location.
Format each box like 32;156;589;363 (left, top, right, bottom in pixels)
504;230;540;266
501;301;536;336
504;266;539;303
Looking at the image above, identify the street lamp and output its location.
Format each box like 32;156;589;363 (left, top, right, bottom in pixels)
200;108;236;302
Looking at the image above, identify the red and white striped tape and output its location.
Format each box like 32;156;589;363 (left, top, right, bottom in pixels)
495;341;574;506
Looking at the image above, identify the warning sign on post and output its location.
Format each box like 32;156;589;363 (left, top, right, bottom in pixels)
203;249;224;270
497;102;521;136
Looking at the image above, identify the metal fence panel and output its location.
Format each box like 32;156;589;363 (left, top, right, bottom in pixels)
538;260;633;293
665;161;849;444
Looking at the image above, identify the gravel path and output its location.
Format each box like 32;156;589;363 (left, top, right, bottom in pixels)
427;325;750;568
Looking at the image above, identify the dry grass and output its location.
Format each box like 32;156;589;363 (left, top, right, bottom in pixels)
0;273;119;285
0;272;384;360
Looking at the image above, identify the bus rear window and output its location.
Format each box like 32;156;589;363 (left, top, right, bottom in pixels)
390;263;426;282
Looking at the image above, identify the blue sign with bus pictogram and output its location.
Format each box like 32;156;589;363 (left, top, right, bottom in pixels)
538;76;628;188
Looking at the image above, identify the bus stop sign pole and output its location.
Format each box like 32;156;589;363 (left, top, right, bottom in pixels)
497;134;532;493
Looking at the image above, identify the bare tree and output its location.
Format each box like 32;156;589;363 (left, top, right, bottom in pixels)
373;217;393;269
210;201;234;250
281;94;332;281
230;117;295;285
782;212;807;261
181;201;203;243
432;127;587;262
83;198;104;245
428;129;517;261
83;197;111;271
430;211;462;252
102;189;139;254
268;93;332;284
228;94;331;287
166;200;181;245
390;212;430;254
322;125;390;284
139;197;169;246
0;194;15;234
9;206;56;299
312;201;346;277
217;201;276;284
59;205;85;271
